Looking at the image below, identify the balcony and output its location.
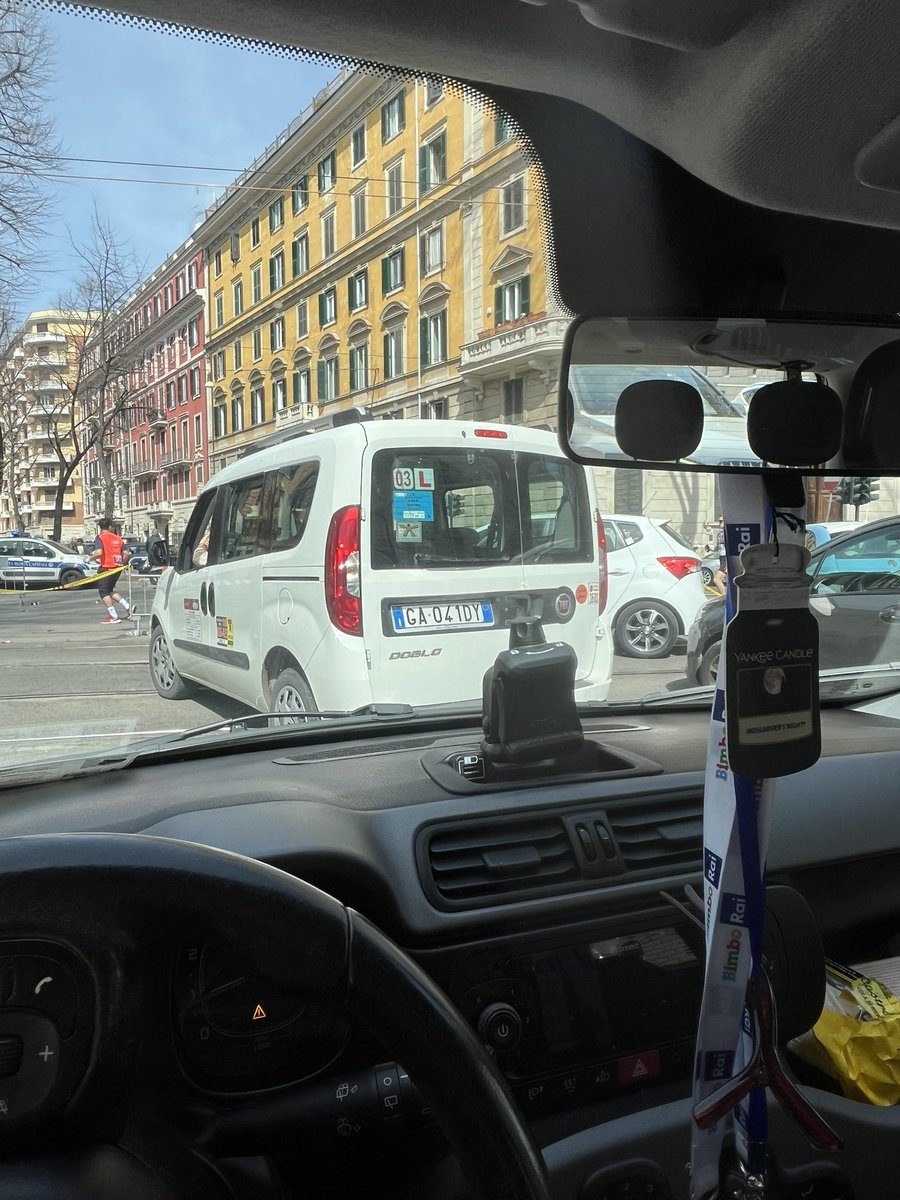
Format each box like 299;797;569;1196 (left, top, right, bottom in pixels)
274;402;318;430
459;315;569;378
148;410;167;430
23;332;66;347
160;449;191;468
147;500;174;519
132;459;158;477
26;403;69;419
23;355;67;370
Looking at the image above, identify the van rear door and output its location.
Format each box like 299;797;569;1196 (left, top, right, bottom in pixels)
361;425;607;707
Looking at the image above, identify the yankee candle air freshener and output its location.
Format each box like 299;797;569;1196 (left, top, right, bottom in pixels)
724;542;821;778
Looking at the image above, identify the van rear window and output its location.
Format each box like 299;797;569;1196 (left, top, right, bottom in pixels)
370;447;592;569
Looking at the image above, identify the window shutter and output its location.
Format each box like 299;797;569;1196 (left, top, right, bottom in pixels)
292;372;299;406
317;360;326;400
269;258;276;292
317;161;324;192
381;104;388;142
437;133;447;182
318;293;327;326
418;146;428;194
292;241;299;277
398;89;405;130
398;248;405;288
494;286;504;326
383;334;391;377
381;257;390;295
331;359;339;397
419;233;426;274
520;275;531;317
438;311;447;360
348;276;355;310
419;317;429;368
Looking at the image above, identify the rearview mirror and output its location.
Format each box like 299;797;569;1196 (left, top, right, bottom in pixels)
557;315;900;476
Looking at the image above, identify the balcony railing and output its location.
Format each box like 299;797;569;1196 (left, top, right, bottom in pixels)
147;500;174;517
28;379;69;393
274;402;318;430
459;315;569;378
148;410;167;429
23;355;67;370
23;332;67;348
132;459;158;477
159;449;192;467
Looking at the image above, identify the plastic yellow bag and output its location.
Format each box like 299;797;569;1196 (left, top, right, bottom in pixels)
790;959;900;1106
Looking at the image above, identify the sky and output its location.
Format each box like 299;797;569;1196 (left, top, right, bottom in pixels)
16;7;341;318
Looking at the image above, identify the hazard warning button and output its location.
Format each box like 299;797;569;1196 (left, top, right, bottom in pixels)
617;1050;660;1086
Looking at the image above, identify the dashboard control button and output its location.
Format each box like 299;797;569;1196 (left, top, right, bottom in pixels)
10;956;77;1038
617;1050;660;1086
575;824;598;862
375;1062;403;1116
477;1002;523;1051
0;1013;59;1117
0;1037;21;1079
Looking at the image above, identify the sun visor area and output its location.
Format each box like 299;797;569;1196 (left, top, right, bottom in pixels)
746;380;842;465
563;0;759;50
844;340;900;468
614;379;703;460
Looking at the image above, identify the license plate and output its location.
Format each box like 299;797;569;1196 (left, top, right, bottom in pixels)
390;601;494;632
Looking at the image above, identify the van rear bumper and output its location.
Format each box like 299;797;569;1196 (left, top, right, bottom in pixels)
573;618;613;702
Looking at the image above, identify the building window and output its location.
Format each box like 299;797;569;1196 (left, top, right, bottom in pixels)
351;123;366;166
292;232;309;277
317;356;339;401
196;463;204;485
166;381;177;409
419;310;447;367
296;301;309;338
212;350;225;381
425;398;446;420
188;317;200;347
230;233;241;263
495;275;531;325
495;113;512;145
349;342;369;391
503;378;525;422
213;249;222;278
269;195;284;232
383;327;404;380
270;316;285;352
272;377;287;412
190;365;201;398
250;216;260;248
231;396;244;432
232;278;243;317
352;186;366;239
164;284;173;310
214;403;227;438
292;367;310;408
348;268;368;312
317;150;336;194
233;339;242;371
425;79;443;106
318;286;337;327
382;248;405;294
381;90;405;142
194;413;202;447
188;261;198;290
420;224;444;275
250;385;265;426
214;291;224;328
178;374;187;404
321;210;336;259
500;177;526;236
292;175;309;215
386;159;404;217
251;263;262;304
419;131;447;194
252;328;262;361
269;249;285;292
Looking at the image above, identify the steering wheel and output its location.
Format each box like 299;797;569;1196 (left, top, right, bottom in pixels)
0;834;550;1200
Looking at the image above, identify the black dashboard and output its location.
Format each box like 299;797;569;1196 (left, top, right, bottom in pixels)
2;703;900;1198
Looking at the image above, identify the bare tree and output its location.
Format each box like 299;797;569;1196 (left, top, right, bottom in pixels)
0;1;61;290
40;211;144;540
0;288;30;531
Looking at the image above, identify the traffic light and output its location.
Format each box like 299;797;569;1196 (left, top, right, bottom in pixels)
856;477;881;505
835;477;854;505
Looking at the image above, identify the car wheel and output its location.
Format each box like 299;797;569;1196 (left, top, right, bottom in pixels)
614;601;679;659
59;569;82;586
697;641;721;686
701;566;714;587
149;627;193;700
270;667;319;723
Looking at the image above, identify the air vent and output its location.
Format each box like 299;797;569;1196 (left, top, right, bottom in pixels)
425;815;578;905
608;794;703;874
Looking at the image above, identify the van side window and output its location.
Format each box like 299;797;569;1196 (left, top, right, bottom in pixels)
178;488;217;572
269;462;319;551
220;476;266;561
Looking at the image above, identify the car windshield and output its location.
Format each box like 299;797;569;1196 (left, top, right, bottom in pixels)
0;7;898;785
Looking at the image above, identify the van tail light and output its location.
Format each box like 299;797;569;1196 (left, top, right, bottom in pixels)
658;556;700;580
325;505;362;636
596;511;609;615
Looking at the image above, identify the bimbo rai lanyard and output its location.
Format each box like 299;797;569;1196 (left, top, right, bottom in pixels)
690;475;822;1199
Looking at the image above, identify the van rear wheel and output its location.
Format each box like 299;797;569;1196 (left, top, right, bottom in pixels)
270;667;318;723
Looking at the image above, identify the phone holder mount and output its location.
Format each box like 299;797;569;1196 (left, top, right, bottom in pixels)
480;616;585;771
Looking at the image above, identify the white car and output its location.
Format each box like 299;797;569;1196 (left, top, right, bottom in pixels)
605;514;706;658
0;536;96;589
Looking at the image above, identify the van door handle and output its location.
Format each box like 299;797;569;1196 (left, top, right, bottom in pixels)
880;605;900;622
200;581;207;616
208;582;216;615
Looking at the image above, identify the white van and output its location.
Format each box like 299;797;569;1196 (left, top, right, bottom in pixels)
148;417;613;715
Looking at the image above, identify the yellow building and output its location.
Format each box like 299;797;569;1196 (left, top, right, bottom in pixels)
202;69;563;468
0;311;86;538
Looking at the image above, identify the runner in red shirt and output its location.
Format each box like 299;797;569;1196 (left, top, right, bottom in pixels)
91;518;133;625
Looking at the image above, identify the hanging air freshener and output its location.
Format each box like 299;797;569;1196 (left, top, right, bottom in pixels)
724;542;820;778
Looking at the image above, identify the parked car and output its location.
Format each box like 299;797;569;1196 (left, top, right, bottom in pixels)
150;418;614;712
0;536;96;589
686;516;900;684
804;520;862;550
605;514;705;658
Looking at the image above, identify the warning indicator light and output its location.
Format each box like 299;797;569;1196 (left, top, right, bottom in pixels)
252;1004;267;1021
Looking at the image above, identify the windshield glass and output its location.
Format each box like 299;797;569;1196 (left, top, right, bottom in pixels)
1;8;899;783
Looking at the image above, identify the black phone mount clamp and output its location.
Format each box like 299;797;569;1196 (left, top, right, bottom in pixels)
480;616;584;768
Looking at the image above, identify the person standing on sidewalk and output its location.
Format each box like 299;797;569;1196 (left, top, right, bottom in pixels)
91;518;133;625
